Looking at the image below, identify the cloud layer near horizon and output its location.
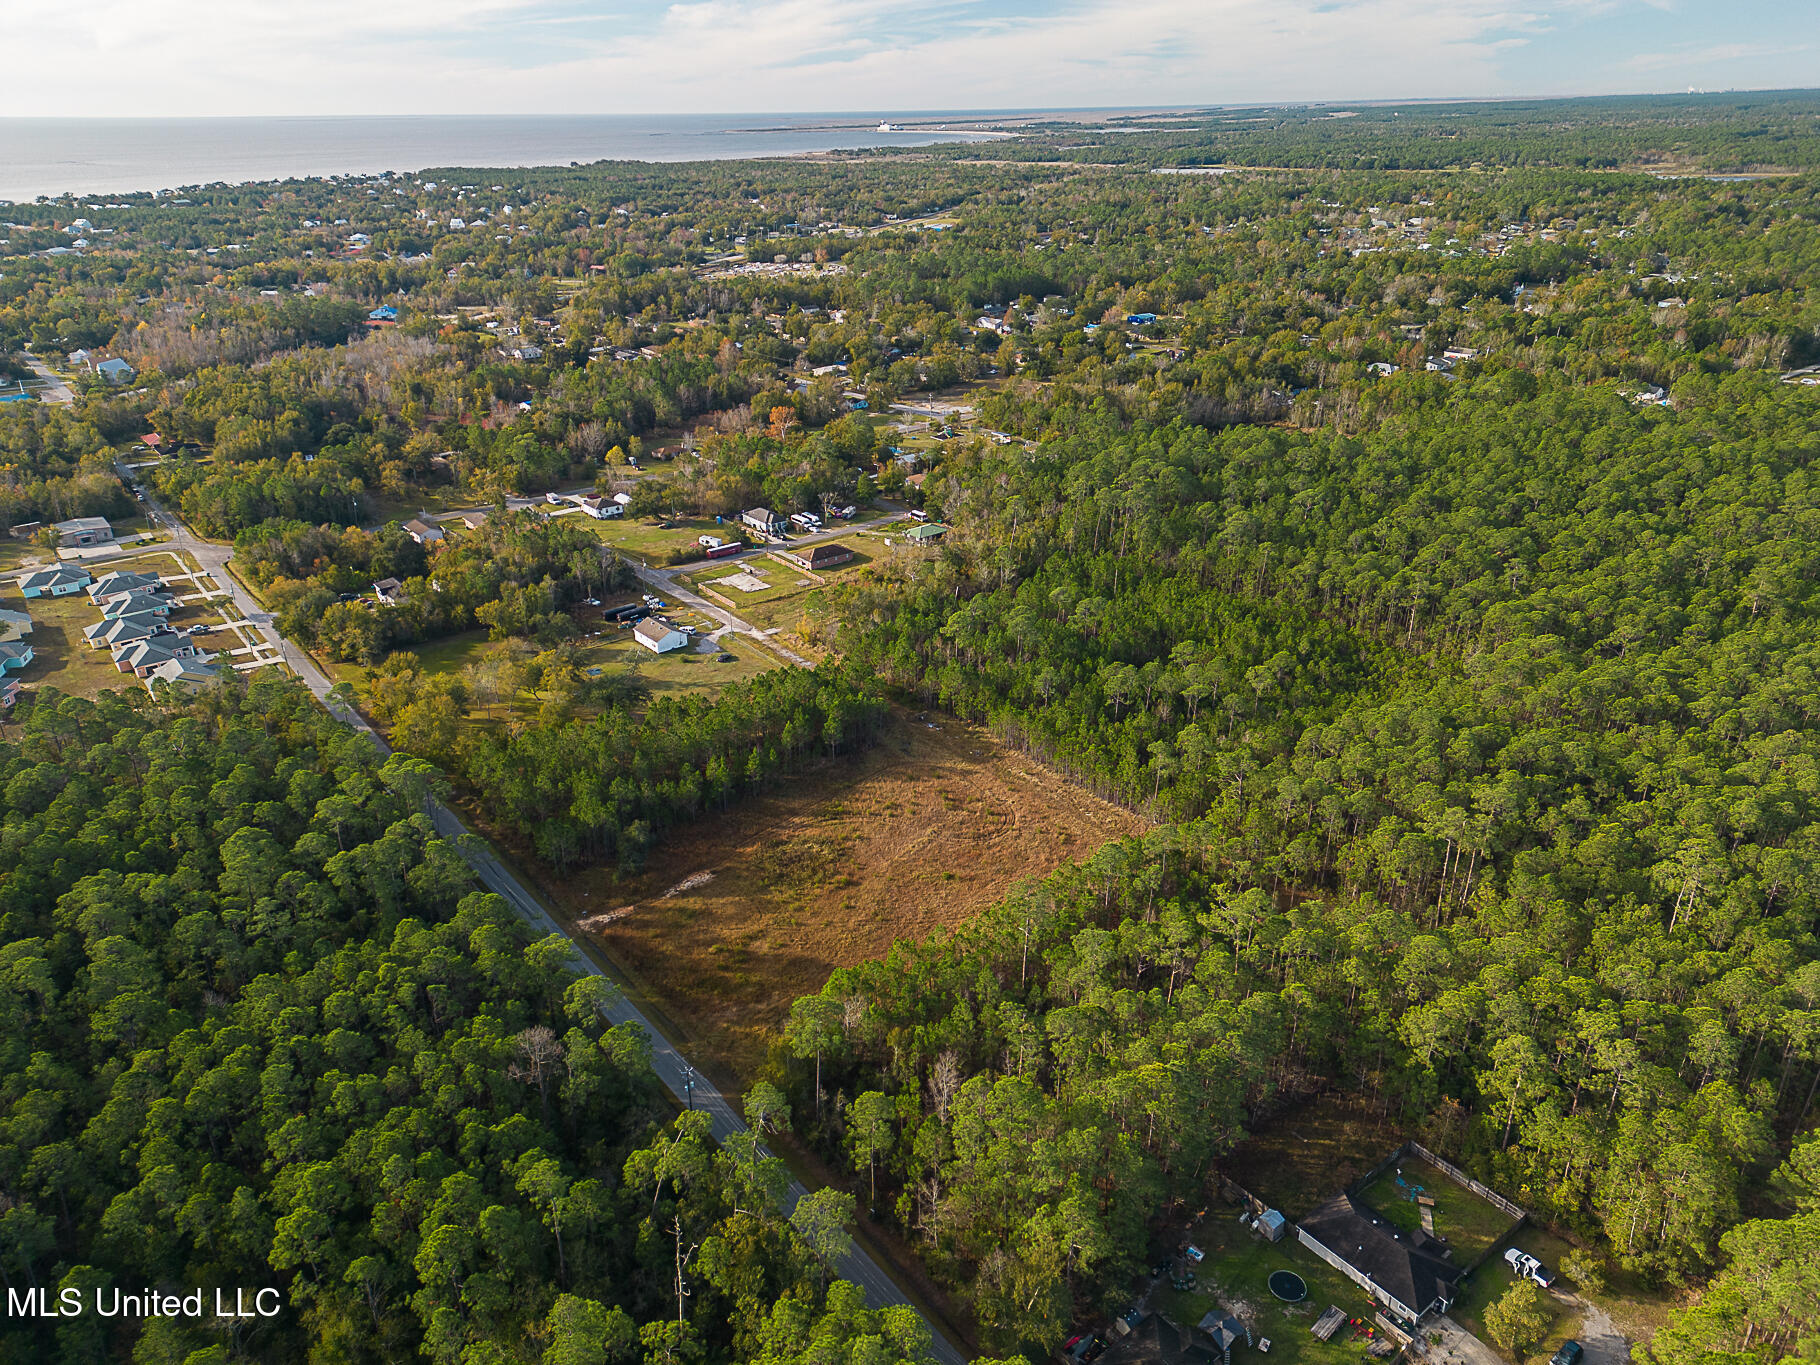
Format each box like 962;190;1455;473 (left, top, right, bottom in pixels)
0;0;1809;117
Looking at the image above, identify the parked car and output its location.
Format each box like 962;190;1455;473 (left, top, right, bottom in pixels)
1549;1342;1584;1365
1505;1248;1556;1287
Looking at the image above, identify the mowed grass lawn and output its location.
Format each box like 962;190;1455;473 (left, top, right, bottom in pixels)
584;514;738;564
8;592;137;698
365;615;781;723
1149;1210;1390;1365
1357;1157;1517;1259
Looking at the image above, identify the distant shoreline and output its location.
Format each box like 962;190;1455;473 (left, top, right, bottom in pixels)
0;112;1051;202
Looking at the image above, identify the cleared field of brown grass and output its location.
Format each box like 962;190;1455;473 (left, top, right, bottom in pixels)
544;711;1145;1081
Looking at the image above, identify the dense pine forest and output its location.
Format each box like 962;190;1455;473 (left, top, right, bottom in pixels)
3;91;1820;1363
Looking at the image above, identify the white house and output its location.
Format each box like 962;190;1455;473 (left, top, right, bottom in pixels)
633;619;688;654
402;517;444;545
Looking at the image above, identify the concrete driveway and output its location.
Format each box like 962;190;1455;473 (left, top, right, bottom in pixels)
1412;1315;1504;1365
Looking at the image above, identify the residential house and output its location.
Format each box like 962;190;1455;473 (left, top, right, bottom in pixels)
115;637;203;678
0;679;20;709
511;344;543;361
87;570;162;600
16;565;93;598
402;517;445;546
633;619;688;655
742;508;786;537
1296;1192;1462;1326
904;523;947;544
0;640;33;673
373;578;404;604
53;516;114;547
567;494;617;519
457;511;489;531
145;656;220;692
786;543;854;571
0;608;31;642
84;612;170;651
98;590;171;619
96;358;136;385
367;305;399;322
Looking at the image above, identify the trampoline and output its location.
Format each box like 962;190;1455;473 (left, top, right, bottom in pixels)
1268;1271;1307;1302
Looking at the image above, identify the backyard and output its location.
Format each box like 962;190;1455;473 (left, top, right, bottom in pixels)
1357;1156;1517;1261
1145;1205;1395;1365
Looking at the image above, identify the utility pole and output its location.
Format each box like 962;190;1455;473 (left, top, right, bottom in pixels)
681;1063;696;1111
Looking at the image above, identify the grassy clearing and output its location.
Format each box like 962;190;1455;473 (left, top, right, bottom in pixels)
1145;1206;1389;1365
7;594;134;698
360;614;781;727
685;560;814;607
1358;1157;1515;1260
1222;1097;1404;1218
588;515;736;564
547;711;1145;1081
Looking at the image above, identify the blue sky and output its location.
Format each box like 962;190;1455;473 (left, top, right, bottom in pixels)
0;0;1813;117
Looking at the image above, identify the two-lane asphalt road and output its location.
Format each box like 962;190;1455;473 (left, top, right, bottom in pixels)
101;484;968;1362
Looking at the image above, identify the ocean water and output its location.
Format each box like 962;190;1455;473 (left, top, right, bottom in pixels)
0;113;1006;203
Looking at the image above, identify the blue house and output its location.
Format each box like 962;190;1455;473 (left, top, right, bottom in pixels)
17;566;93;598
368;305;399;321
0;641;33;673
1126;312;1158;326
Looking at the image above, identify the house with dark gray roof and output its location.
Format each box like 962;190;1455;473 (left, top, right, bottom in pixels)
1296;1192;1462;1325
88;570;163;600
17;565;92;598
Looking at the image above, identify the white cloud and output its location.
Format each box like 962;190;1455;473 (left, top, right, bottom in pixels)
0;0;1797;116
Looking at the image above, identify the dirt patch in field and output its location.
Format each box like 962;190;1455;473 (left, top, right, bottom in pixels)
546;710;1145;1081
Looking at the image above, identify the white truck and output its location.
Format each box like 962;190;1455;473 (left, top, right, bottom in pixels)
1504;1248;1555;1287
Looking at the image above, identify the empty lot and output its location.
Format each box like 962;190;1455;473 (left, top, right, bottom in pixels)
543;710;1145;1080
